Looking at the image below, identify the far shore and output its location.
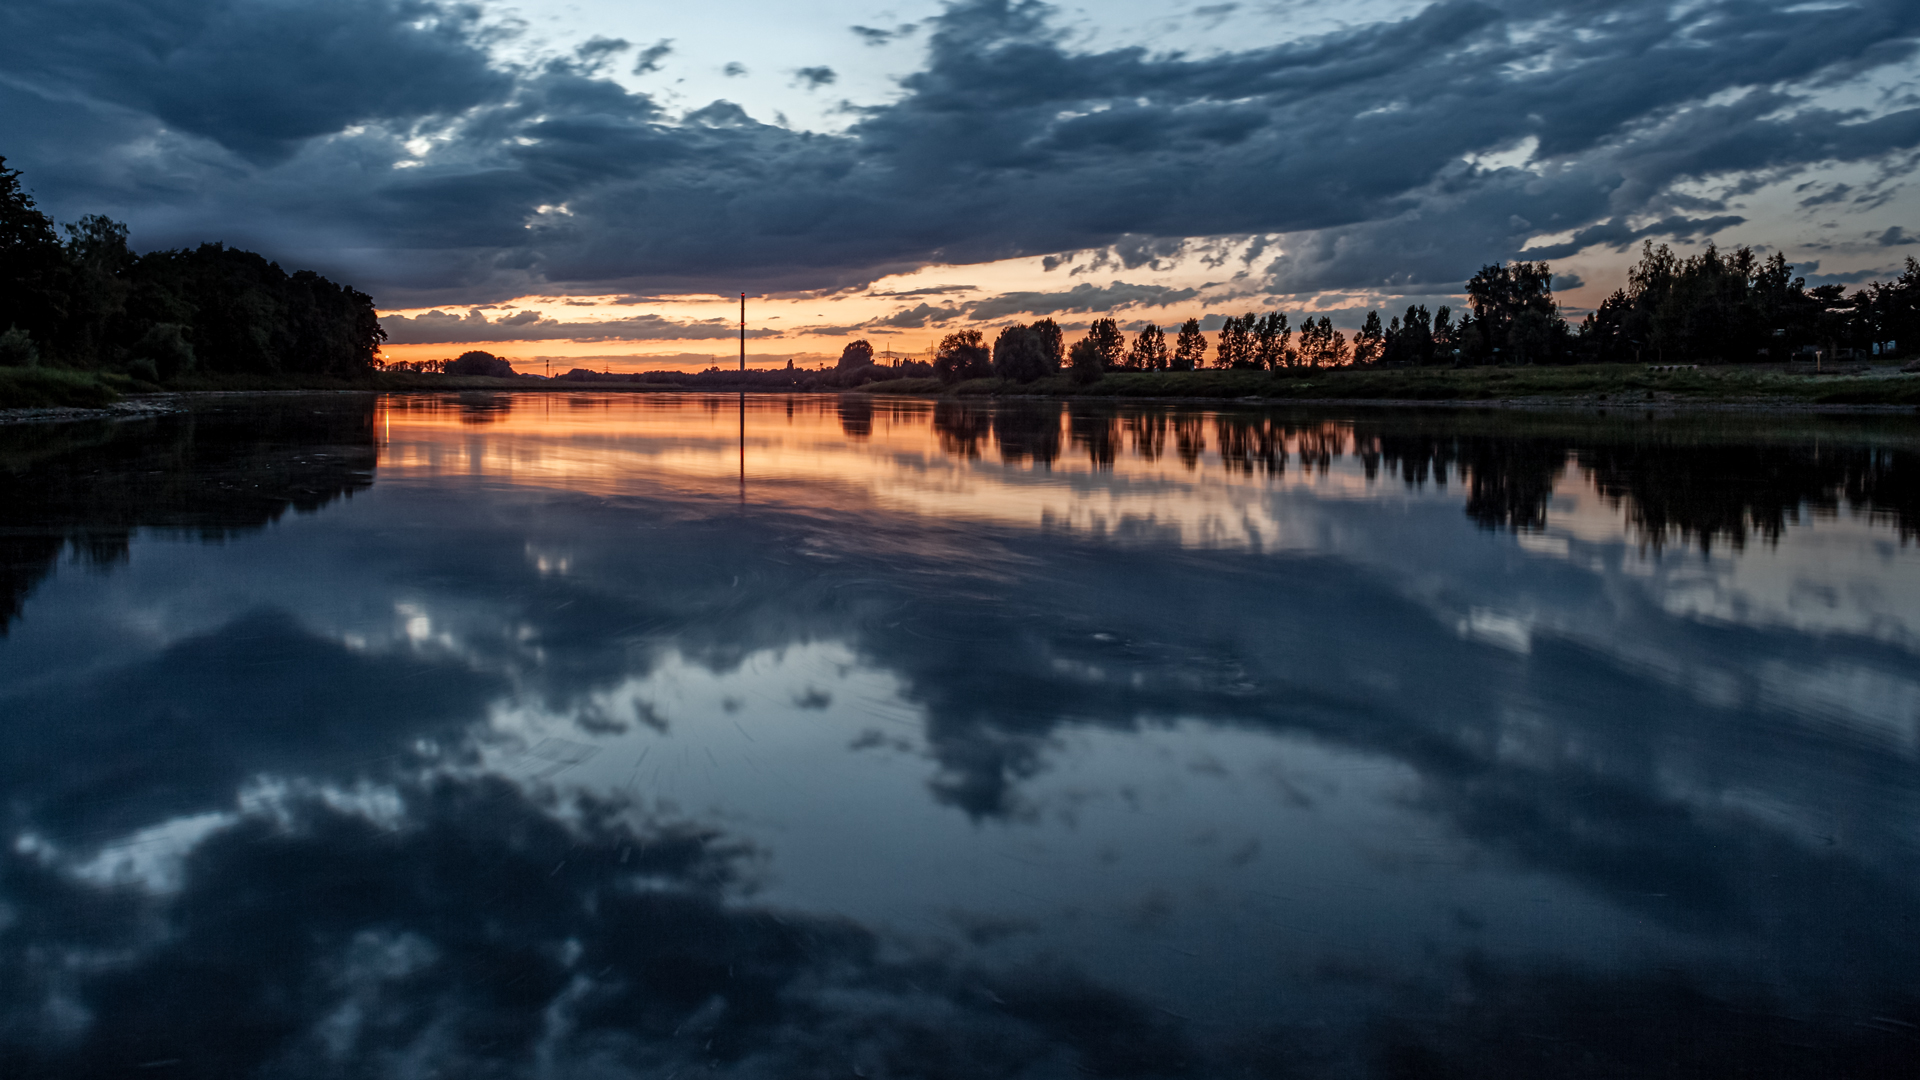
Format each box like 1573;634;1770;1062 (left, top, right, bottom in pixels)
3;361;1918;423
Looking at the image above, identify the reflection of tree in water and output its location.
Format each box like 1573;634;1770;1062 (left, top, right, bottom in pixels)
455;390;515;424
930;401;991;459
0;399;376;632
991;403;1061;466
837;395;873;439
1460;441;1568;532
1355;429;1454;487
922;406;1920;547
4;400;1915;1075
1067;407;1120;469
1211;414;1284;477
1844;449;1920;542
1120;411;1167;462
1585;441;1920;551
1355;429;1568;532
1353;420;1920;545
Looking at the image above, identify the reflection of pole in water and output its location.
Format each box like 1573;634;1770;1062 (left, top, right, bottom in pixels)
738;391;746;504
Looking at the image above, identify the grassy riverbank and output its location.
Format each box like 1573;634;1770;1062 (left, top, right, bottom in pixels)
5;361;1919;414
371;361;1920;406
0;368;127;410
907;361;1920;407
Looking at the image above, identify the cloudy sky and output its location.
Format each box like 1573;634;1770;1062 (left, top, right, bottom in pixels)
3;0;1918;369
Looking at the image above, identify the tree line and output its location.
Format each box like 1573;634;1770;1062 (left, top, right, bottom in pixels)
909;245;1919;383
0;156;384;380
922;402;1919;546
1583;244;1918;364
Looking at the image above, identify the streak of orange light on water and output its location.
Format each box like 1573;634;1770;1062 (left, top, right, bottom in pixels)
373;393;1388;552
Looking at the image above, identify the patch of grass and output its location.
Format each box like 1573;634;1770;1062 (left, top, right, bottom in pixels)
860;377;945;395
33;361;1916;409
166;372;386;392
0;367;123;410
866;362;1920;406
1808;379;1920;405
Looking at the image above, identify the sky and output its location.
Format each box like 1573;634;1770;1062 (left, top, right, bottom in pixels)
3;0;1919;370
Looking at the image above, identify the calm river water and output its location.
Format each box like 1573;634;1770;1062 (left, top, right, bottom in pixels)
2;392;1917;1077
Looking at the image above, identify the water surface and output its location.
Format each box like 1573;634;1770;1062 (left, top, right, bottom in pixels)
2;392;1918;1077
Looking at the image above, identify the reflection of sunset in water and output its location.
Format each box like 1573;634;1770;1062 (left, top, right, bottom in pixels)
376;391;1920;550
373;391;1920;659
376;392;1389;548
7;392;1920;1078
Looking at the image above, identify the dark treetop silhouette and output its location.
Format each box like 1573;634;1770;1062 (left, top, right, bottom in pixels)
1;156;382;380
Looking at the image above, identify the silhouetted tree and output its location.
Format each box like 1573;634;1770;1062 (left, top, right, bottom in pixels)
1573;241;1850;364
0;156;63;360
1068;337;1105;384
444;350;515;376
1508;309;1567;368
1465;260;1562;363
1858;258;1920;354
1029;318;1065;370
0;157;386;379
1083;318;1126;370
1353;310;1385;365
0;325;37;367
1127;324;1168;370
127;323;195;382
1215;314;1255;369
933;329;991;383
1172;318;1207;370
992;324;1053;382
1252;313;1290;369
1296;316;1350;367
837;339;874;369
1384;304;1434;366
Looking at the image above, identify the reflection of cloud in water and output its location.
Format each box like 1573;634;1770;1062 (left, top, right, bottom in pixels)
373;396;1920;648
3;394;1920;1074
0;398;377;632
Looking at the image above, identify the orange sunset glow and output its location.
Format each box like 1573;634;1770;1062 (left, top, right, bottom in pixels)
373;243;1647;373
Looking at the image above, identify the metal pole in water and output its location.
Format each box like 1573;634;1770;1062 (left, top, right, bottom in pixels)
739;292;746;373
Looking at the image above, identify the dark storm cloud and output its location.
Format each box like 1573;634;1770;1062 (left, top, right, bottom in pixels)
1803;264;1901;285
869;301;967;328
381;307;783;343
849;280;1206;328
852;23;917;45
794;65;838;89
1517;214;1749;261
0;0;509;161
957;281;1201;320
2;0;1918;303
576;35;631;60
631;38;674;75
